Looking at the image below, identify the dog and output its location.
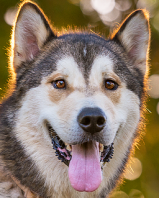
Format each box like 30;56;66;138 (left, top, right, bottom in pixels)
0;1;150;198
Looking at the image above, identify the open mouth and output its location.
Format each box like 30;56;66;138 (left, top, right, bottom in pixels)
47;122;114;192
47;122;114;167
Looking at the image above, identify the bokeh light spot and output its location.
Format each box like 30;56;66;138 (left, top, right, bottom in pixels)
124;157;142;180
148;74;159;99
115;0;132;12
4;7;18;26
91;0;115;15
110;191;129;198
80;0;94;15
153;12;159;31
68;0;80;5
157;102;159;115
137;0;157;17
129;189;144;198
100;8;121;25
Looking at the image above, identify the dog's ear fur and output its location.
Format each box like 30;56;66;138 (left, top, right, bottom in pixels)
111;10;150;75
12;1;55;71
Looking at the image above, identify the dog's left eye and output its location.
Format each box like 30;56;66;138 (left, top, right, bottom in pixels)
52;80;66;89
105;80;118;90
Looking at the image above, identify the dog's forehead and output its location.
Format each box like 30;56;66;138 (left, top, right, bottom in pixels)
54;34;111;72
53;34;116;81
55;54;114;79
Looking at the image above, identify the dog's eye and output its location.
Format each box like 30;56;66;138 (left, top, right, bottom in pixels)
105;80;118;90
52;80;66;89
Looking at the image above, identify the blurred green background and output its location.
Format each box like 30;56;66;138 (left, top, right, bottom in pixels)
0;0;159;197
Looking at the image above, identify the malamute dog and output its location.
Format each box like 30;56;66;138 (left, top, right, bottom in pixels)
0;1;150;198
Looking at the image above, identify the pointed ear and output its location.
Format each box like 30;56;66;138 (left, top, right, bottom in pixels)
111;9;150;75
12;1;55;71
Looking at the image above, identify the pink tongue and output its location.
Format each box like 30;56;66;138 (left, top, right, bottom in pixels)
68;141;102;192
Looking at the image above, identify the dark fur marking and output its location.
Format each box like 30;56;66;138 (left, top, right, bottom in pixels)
0;97;48;198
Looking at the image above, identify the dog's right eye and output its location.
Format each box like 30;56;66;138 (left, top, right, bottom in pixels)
105;80;118;90
52;80;66;89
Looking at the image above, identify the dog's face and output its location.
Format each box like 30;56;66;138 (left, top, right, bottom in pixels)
9;2;150;197
40;48;140;146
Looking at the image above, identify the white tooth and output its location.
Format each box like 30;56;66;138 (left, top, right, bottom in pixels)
66;144;72;152
99;143;104;152
101;162;106;170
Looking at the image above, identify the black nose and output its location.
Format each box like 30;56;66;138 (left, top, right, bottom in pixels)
77;107;106;134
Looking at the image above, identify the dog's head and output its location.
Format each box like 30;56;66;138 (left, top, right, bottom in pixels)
11;1;150;196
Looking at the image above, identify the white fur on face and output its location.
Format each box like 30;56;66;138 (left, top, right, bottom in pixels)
83;46;87;57
55;56;86;89
89;55;117;87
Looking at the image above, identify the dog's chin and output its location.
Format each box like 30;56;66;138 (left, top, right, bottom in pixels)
46;122;114;192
